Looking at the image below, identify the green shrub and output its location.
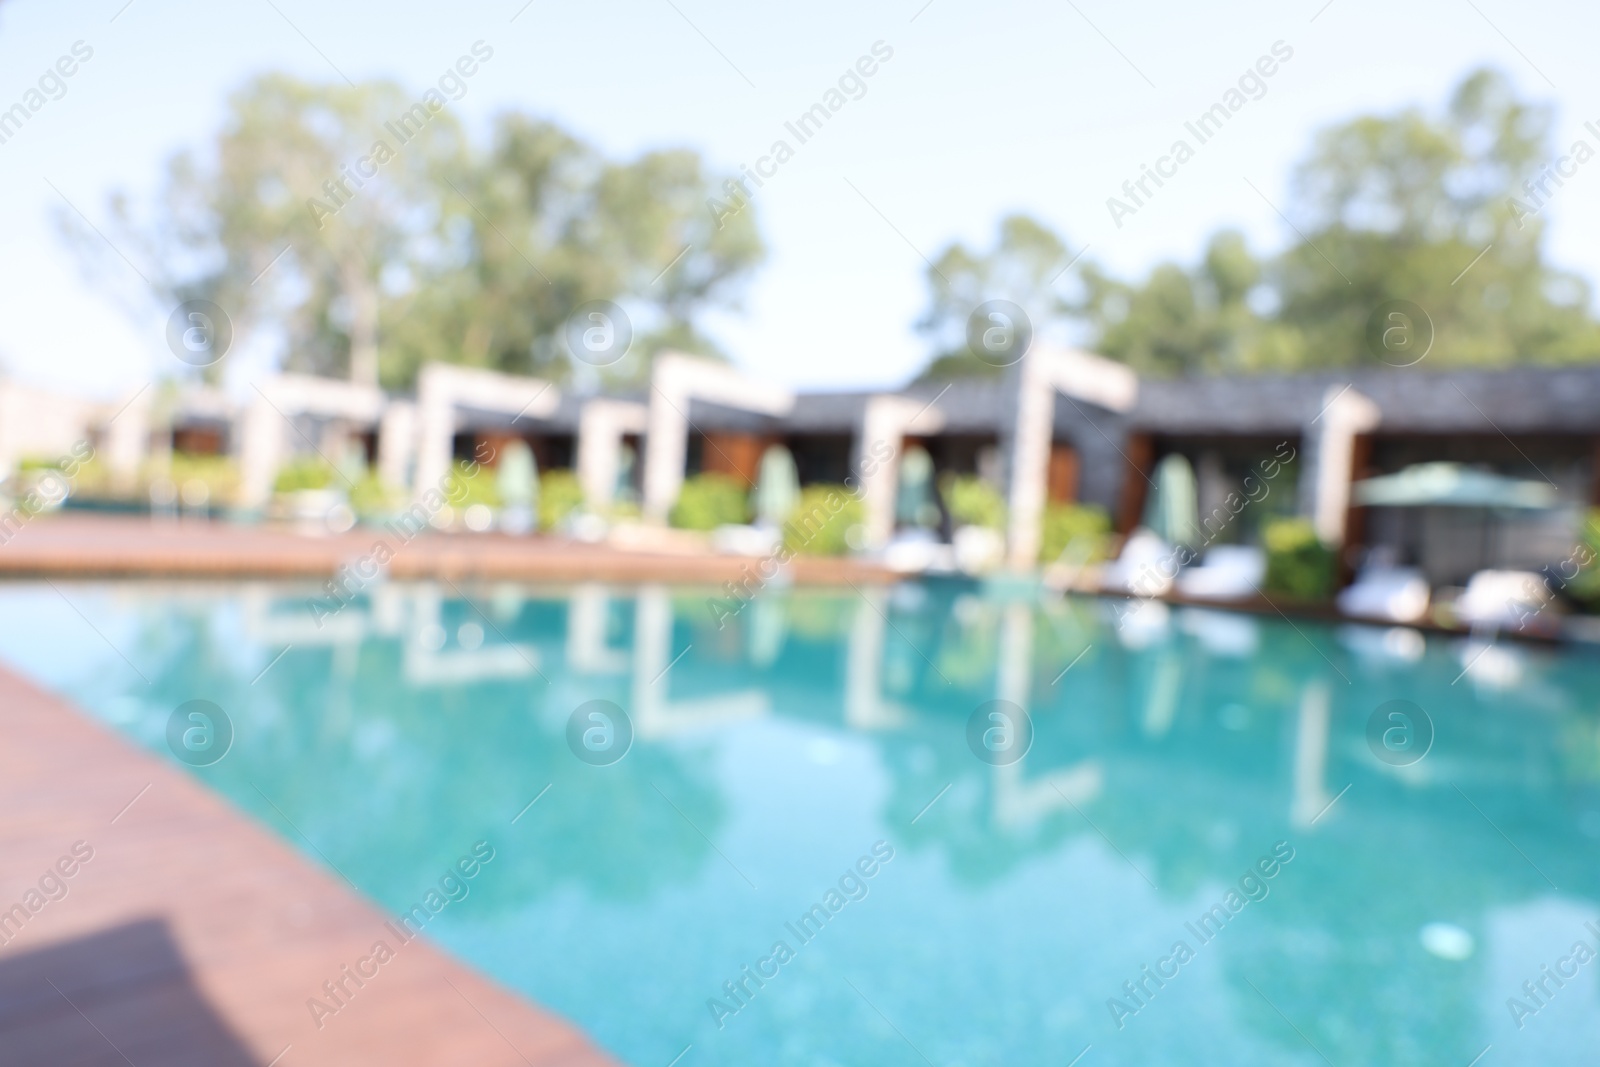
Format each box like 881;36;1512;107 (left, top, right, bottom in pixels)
54;457;111;499
349;475;405;519
1039;502;1112;564
273;457;336;493
941;474;1006;529
1262;517;1336;601
783;484;862;556
670;472;749;530
1567;509;1600;611
446;460;500;508
168;454;240;500
539;470;585;531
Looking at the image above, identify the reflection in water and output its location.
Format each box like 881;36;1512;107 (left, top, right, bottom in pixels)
1290;679;1333;829
4;579;1600;1066
631;585;766;739
844;585;912;731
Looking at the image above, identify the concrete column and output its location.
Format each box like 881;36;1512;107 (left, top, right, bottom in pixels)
411;364;559;504
1004;355;1056;567
641;354;792;523
1301;386;1381;547
412;390;455;503
578;399;648;511
641;380;689;523
855;395;945;550
104;387;152;493
238;392;286;510
240;375;388;509
377;401;416;490
1003;347;1139;568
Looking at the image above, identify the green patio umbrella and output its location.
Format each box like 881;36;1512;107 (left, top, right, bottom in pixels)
896;446;937;527
1353;463;1558;510
753;444;800;527
497;440;538;532
1148;453;1200;548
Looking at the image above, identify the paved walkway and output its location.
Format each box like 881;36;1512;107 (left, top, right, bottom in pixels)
0;665;618;1067
0;513;890;584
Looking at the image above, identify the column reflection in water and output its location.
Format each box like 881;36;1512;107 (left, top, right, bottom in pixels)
631;584;766;739
845;585;913;731
992;599;1101;831
1291;677;1334;829
402;583;538;686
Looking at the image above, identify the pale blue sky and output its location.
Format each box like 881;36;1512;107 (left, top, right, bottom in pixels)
1;0;1597;399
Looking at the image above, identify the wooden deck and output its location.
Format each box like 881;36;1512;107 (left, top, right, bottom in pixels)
0;665;619;1067
0;513;893;584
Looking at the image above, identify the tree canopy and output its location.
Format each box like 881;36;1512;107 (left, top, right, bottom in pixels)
916;67;1600;382
66;73;762;389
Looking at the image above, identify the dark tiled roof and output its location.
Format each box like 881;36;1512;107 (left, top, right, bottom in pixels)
454;391;588;433
464;365;1600;439
1131;366;1600;435
784;392;872;433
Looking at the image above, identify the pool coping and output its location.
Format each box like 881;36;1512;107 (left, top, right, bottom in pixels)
0;514;893;585
0;664;621;1066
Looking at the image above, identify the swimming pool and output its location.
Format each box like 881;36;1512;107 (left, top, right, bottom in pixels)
5;579;1599;1065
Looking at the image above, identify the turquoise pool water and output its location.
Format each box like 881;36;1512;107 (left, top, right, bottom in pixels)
4;579;1600;1065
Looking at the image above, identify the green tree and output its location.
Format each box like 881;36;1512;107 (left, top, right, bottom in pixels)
66;76;763;390
913;215;1072;382
910;67;1600;383
1074;230;1292;375
65;75;466;386
388;121;763;388
1275;66;1600;367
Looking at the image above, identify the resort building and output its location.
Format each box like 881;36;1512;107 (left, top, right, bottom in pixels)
6;355;1598;608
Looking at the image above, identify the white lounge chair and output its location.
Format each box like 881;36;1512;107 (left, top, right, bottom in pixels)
1337;565;1431;623
1455;569;1549;630
1175;545;1264;601
1099;528;1176;596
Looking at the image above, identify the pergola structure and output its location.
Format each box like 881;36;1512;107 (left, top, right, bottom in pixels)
238;375;387;510
101;385;155;493
1001;346;1140;567
576;398;649;512
410;364;561;504
1299;385;1381;547
854;394;947;550
641;353;793;523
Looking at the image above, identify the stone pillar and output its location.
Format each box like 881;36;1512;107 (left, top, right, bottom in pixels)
412;374;457;502
855;395;945;550
238;391;286;510
1003;347;1140;568
103;386;152;493
411;364;559;504
1301;386;1381;547
640;354;793;523
377;401;416;491
641;381;690;523
579;399;649;511
1004;354;1055;568
240;375;388;510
